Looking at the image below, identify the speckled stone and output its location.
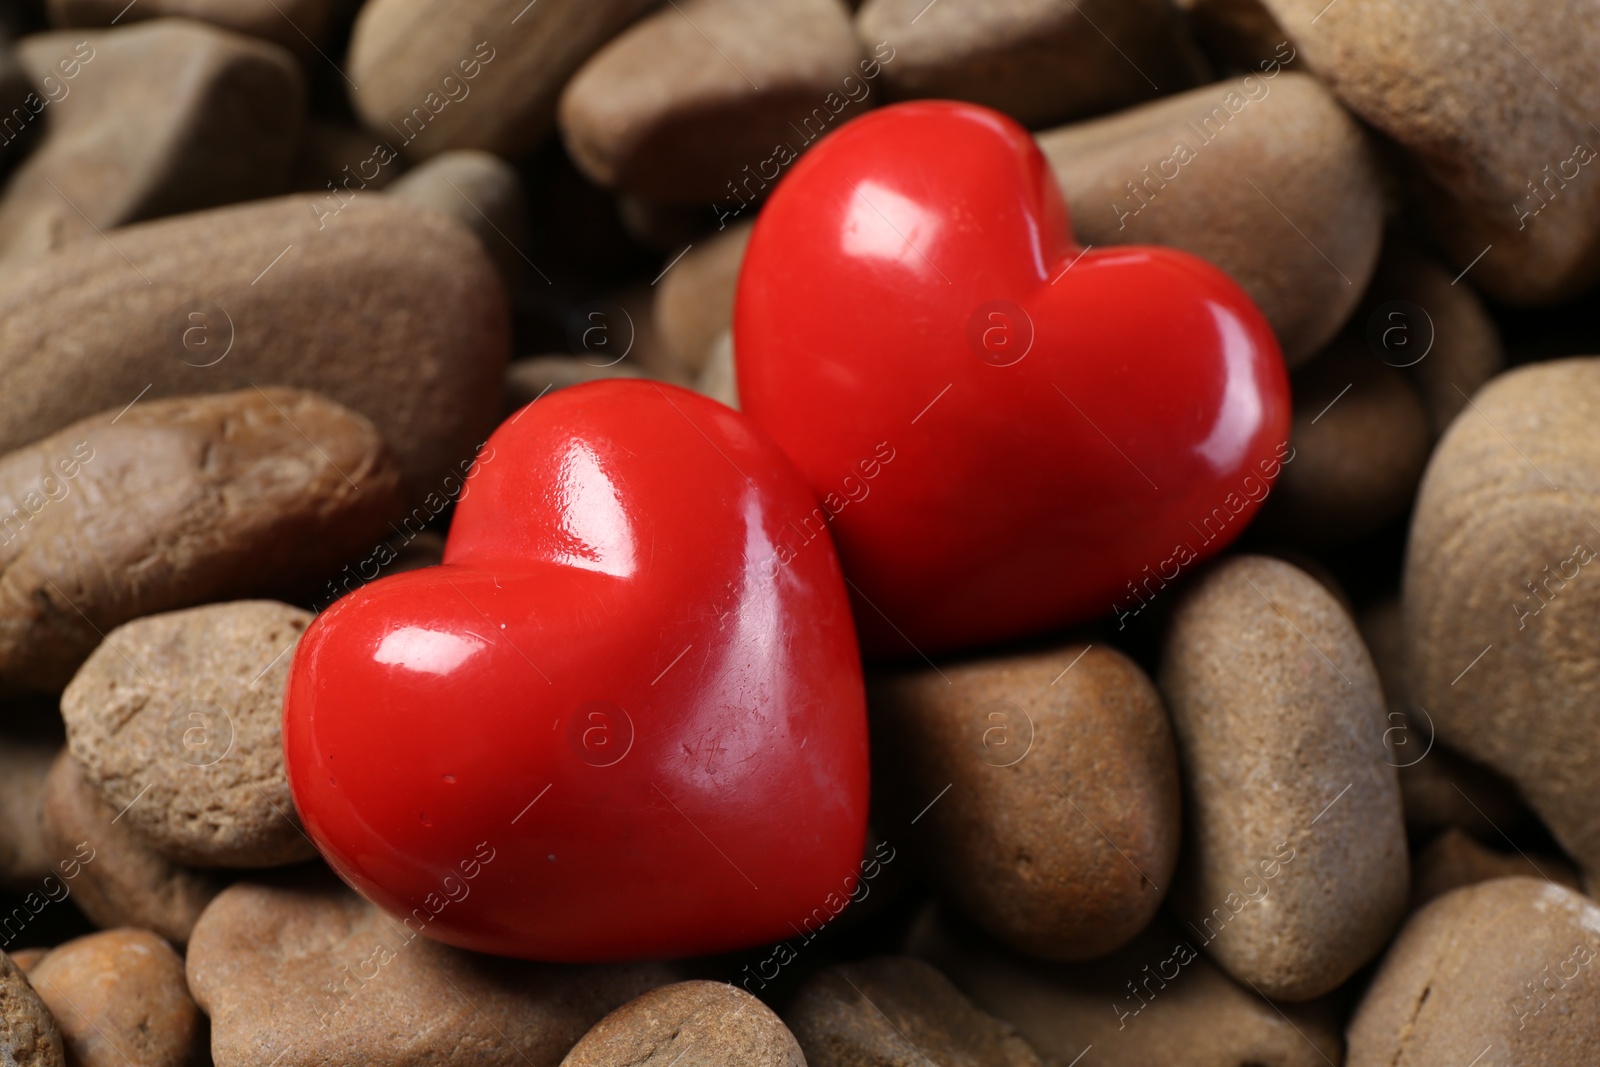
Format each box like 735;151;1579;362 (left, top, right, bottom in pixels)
563;981;804;1067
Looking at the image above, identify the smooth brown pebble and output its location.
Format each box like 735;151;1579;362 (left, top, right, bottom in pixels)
0;741;53;889
348;0;655;159
858;0;1204;129
1411;828;1581;912
29;929;199;1067
910;907;1344;1067
1348;878;1600;1064
0;22;303;268
0;193;509;503
785;956;1043;1067
0;951;63;1067
1193;0;1600;303
39;752;223;946
61;601;315;867
560;0;861;203
187;871;675;1067
0;388;403;691
1405;359;1600;875
1039;69;1382;366
653;221;752;374
1161;555;1408;1000
46;0;335;51
562;981;802;1067
1260;335;1432;545
870;643;1179;961
387;149;528;283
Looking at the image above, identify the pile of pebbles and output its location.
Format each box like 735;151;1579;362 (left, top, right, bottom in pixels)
5;0;1600;1064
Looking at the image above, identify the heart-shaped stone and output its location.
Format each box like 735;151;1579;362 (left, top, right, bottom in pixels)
283;381;869;961
735;100;1292;657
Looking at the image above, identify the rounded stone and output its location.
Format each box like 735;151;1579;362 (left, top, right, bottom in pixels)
563;981;804;1067
61;601;317;868
28;929;200;1067
1160;555;1409;1000
869;642;1180;961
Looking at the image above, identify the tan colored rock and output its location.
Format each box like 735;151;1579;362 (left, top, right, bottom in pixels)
1349;878;1600;1065
387;149;529;282
560;0;861;203
187;872;676;1067
46;0;336;50
39;752;224;946
28;929;200;1067
1359;236;1505;437
1039;70;1383;366
0;741;53;889
564;981;802;1067
1161;555;1408;1000
1187;0;1600;304
348;0;657;160
505;356;645;415
0;193;510;503
0;389;403;692
910;907;1344;1067
1405;358;1600;876
1260;335;1431;545
871;643;1179;961
654;221;751;374
0;22;304;267
786;956;1043;1067
0;950;63;1067
1411;828;1581;912
61;601;316;867
696;330;739;409
858;0;1205;129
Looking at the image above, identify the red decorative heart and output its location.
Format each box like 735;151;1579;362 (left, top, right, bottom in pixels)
735;101;1292;657
283;381;869;961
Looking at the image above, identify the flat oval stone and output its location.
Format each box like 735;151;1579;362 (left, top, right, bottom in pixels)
563;981;804;1067
870;643;1180;961
1161;555;1408;1000
1405;358;1600;875
61;601;317;868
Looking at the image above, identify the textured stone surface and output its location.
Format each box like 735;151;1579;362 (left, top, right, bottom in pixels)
348;0;657;159
1039;70;1382;366
1405;358;1600;876
1349;878;1600;1065
61;601;316;867
188;872;676;1067
0;22;304;267
0;388;404;692
1410;828;1581;911
0;193;509;503
870;643;1179;961
857;0;1205;129
560;0;862;202
1188;0;1600;303
564;981;804;1067
0;950;63;1067
28;929;201;1067
786;956;1043;1067
39;752;224;946
911;908;1344;1067
1161;555;1408;1000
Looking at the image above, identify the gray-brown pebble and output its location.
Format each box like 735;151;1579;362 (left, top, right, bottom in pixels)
785;956;1043;1067
61;601;315;868
39;752;224;946
0;22;303;268
0;388;403;692
0;950;63;1067
1411;828;1581;912
1348;878;1600;1065
46;0;336;51
1039;70;1382;366
562;981;803;1067
387;149;528;283
871;643;1179;961
28;929;201;1067
188;872;676;1067
1161;555;1408;1000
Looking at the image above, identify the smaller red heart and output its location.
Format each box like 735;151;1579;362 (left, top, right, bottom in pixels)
283;381;870;962
735;101;1292;657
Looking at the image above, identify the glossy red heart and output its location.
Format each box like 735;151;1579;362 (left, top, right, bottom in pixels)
282;381;869;961
735;101;1292;658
